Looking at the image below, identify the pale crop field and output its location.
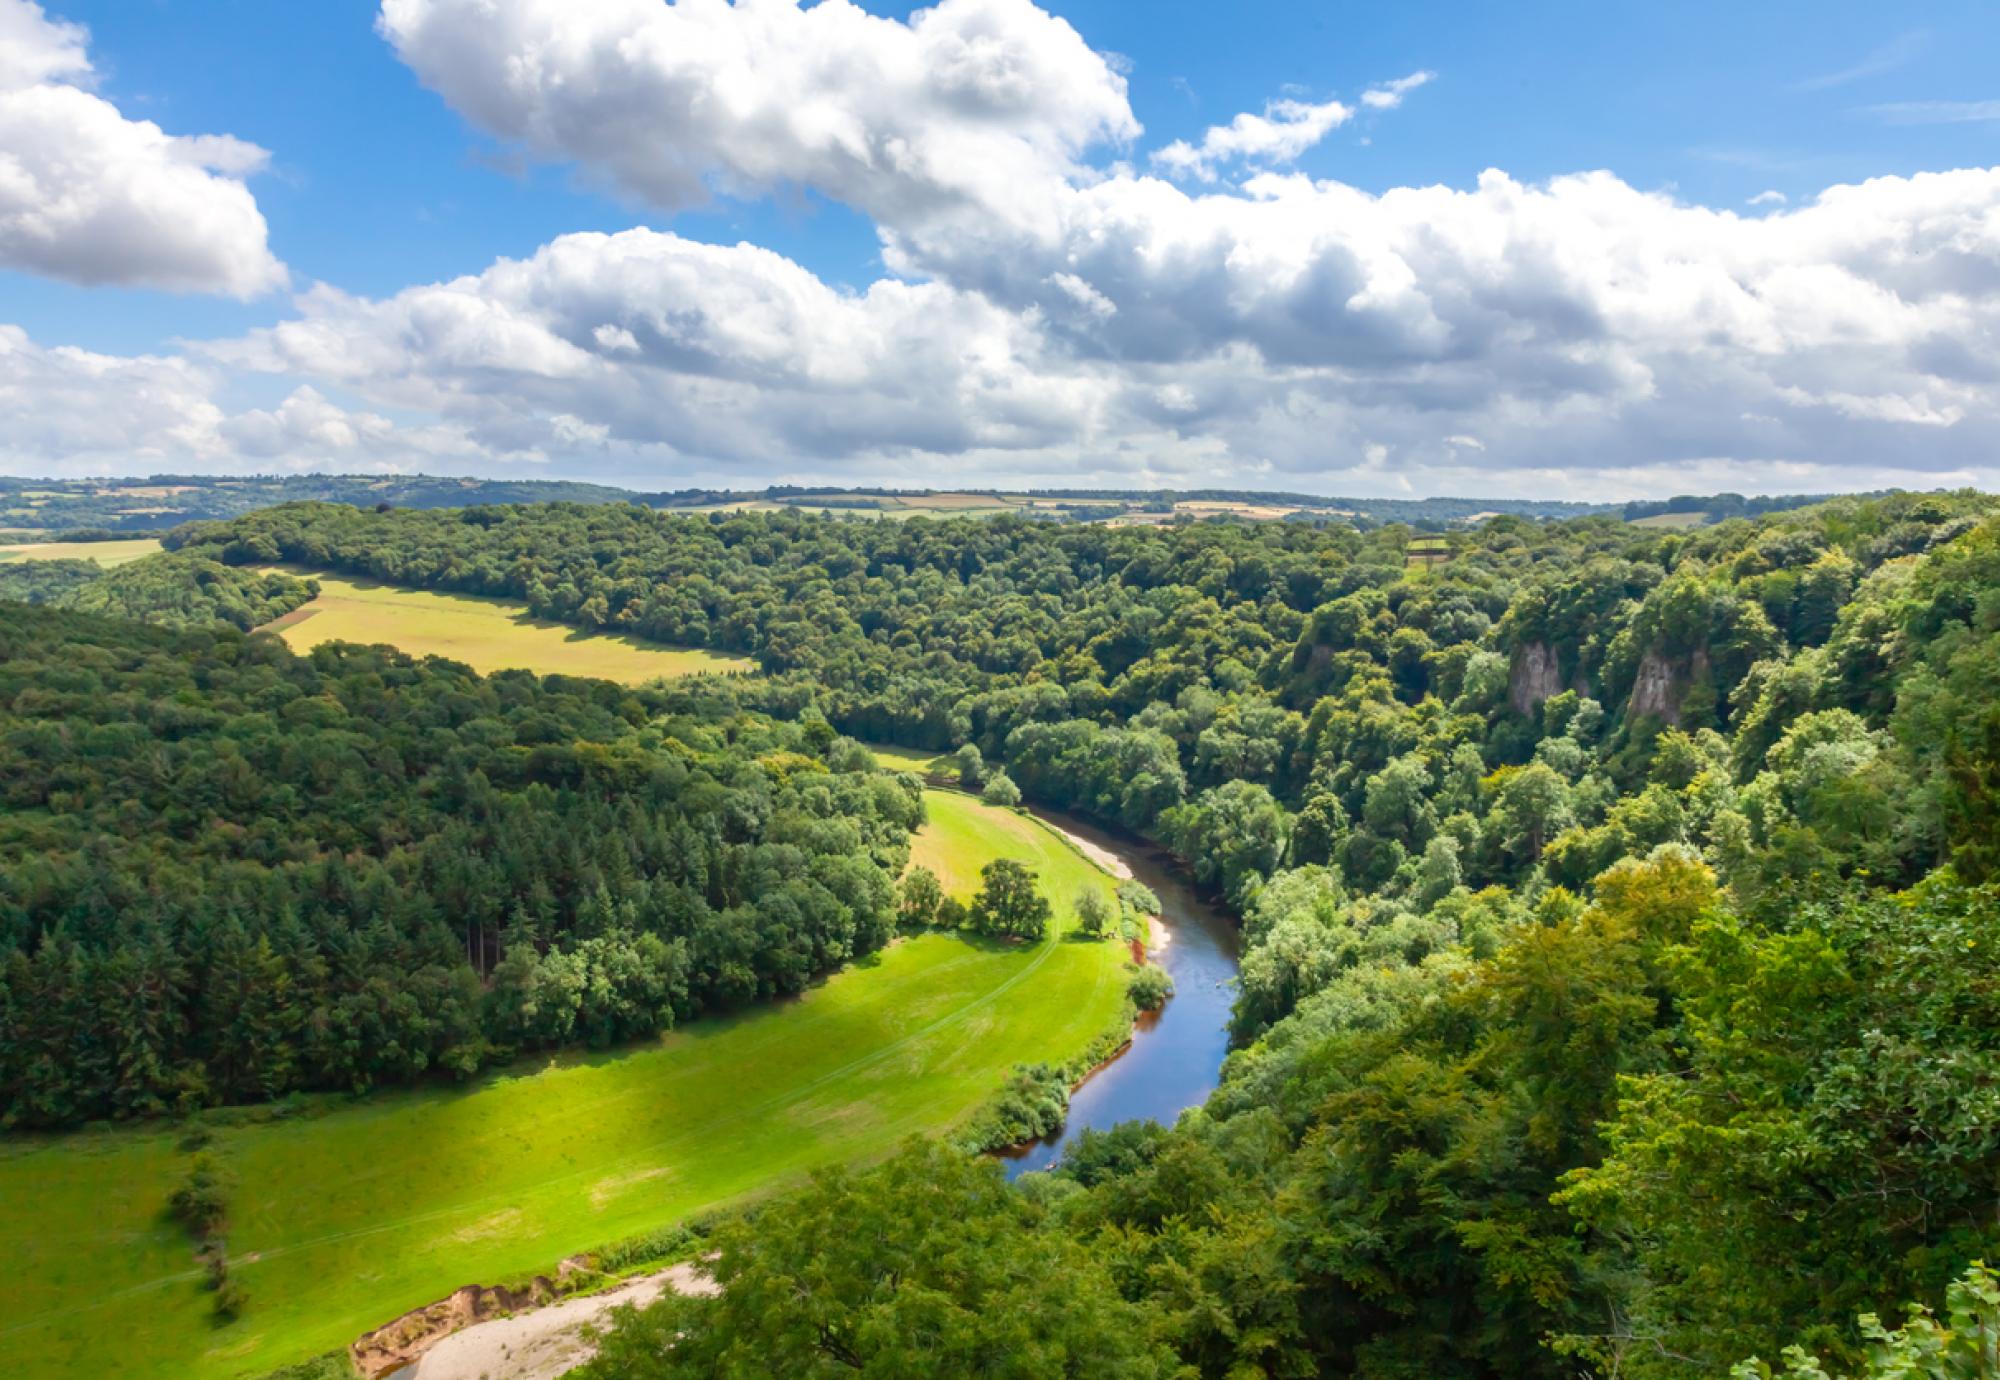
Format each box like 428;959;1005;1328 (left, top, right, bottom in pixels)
0;537;164;566
258;572;755;682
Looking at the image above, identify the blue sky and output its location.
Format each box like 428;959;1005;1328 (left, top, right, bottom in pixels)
2;0;1998;496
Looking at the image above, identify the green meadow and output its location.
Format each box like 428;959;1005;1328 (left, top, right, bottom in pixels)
257;571;754;682
0;791;1129;1379
862;741;951;774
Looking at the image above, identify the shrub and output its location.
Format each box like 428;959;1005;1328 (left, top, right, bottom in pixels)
1128;963;1174;1011
980;771;1022;807
169;1153;234;1239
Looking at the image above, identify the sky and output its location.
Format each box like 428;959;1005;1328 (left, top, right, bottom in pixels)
1;0;1998;499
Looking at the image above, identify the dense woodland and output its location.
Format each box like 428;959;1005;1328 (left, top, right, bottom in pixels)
0;552;318;630
10;489;2000;1374
0;607;917;1123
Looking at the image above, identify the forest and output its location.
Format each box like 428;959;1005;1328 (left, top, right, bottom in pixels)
8;488;2000;1375
0;605;918;1124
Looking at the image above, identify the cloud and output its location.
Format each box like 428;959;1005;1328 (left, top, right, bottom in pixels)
204;228;1116;468
1792;30;1927;92
0;325;477;476
1153;96;1353;182
0;0;286;296
162;159;2000;497
1864;99;2000;126
1361;70;1434;110
16;0;2000;501
1748;189;1788;206
376;0;1136;242
0;0;284;296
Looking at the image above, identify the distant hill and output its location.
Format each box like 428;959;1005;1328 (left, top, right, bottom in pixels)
0;474;639;534
0;472;1899;534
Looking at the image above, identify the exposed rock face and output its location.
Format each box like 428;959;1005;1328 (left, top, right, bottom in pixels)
1628;651;1679;723
1509;641;1564;716
1627;646;1707;726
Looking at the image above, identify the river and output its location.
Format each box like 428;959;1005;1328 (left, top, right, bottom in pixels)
1000;809;1241;1178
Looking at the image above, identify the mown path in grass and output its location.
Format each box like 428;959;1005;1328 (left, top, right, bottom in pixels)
0;792;1129;1379
255;570;753;682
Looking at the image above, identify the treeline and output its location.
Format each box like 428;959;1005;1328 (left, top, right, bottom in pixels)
0;606;918;1127
0;551;317;630
0;473;642;532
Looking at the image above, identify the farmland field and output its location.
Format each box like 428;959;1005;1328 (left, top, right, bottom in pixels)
257;571;754;682
0;537;163;566
0;791;1132;1379
1629;510;1709;528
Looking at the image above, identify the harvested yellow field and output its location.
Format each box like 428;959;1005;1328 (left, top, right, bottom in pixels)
0;537;163;566
259;572;755;682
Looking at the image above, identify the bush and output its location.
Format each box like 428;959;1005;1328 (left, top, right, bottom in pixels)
594;1221;701;1275
169;1153;234;1239
1117;879;1161;918
980;771;1022;807
255;1354;358;1380
212;1276;247;1323
1127;963;1174;1011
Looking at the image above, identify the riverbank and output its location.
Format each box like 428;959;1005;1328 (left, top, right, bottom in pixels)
386;1263;716;1380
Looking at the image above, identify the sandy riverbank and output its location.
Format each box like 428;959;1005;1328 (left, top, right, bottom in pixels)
398;1263;715;1380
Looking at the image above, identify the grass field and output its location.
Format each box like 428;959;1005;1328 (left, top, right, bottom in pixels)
0;791;1129;1379
0;537;163;566
863;741;950;774
1629;510;1709;529
258;572;754;682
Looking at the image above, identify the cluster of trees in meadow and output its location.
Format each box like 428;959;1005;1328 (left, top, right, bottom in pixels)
19;485;2000;1372
0;606;918;1127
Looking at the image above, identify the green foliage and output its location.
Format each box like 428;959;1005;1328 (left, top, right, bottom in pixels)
1733;1263;2000;1379
0;604;913;1126
168;1151;235;1240
967;858;1051;940
1073;886;1112;938
979;768;1022;806
29;487;2000;1378
0;551;317;629
1127;962;1172;1010
574;1141;1178;1378
897;864;944;930
253;1355;357;1380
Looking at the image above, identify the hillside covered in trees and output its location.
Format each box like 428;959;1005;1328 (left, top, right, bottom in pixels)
10;488;2000;1374
0;606;918;1125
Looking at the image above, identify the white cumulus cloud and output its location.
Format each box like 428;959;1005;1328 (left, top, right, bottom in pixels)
377;0;1137;242
0;0;283;296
